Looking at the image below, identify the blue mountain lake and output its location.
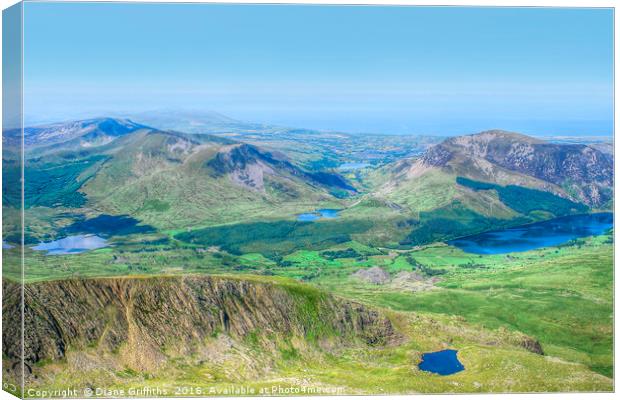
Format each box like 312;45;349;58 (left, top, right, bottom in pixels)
296;209;341;221
29;214;155;255
32;235;109;255
418;349;465;375
449;213;613;255
338;162;370;170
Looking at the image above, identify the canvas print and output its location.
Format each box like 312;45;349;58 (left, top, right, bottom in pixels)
2;2;614;397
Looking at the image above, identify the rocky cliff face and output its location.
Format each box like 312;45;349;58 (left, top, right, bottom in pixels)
421;130;613;206
207;143;355;193
3;275;398;372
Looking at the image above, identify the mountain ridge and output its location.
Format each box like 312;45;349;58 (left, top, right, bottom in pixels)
3;117;150;149
405;130;612;207
3;274;399;370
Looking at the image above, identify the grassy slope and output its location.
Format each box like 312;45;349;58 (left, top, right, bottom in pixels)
365;161;529;218
28;318;612;396
318;235;614;377
365;167;459;215
363;150;592;225
9;130;347;242
16;275;612;396
80;132;343;230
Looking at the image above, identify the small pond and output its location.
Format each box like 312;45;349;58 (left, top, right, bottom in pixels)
31;234;109;255
418;349;465;375
29;214;155;256
2;240;14;249
448;213;613;255
338;162;370;171
296;209;341;222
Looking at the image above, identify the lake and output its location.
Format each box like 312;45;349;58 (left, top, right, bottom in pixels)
31;234;109;255
27;214;154;256
418;349;464;375
338;162;370;171
296;209;341;222
449;213;613;255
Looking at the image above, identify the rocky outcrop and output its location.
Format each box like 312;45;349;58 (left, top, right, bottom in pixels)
352;267;391;285
3;275;398;371
519;336;544;355
207;143;355;193
421;143;454;167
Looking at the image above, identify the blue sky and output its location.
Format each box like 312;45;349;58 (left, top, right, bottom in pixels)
23;3;613;136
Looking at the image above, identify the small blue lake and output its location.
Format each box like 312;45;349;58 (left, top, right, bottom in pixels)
338;162;370;171
296;209;341;222
31;235;109;255
2;241;14;249
28;214;154;256
448;213;613;255
418;349;465;375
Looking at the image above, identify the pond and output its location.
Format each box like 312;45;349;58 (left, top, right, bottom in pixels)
29;214;154;256
448;213;613;255
296;209;341;222
418;349;465;375
338;162;370;171
31;234;109;255
2;240;14;249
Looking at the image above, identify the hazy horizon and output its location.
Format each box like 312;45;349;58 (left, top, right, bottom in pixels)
17;108;614;140
22;4;613;136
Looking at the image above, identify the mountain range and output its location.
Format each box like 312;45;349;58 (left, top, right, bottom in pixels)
3;116;614;244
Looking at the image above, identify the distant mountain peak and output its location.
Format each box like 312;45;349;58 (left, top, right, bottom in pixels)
422;130;547;166
19;117;149;147
84;117;150;133
453;129;546;144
